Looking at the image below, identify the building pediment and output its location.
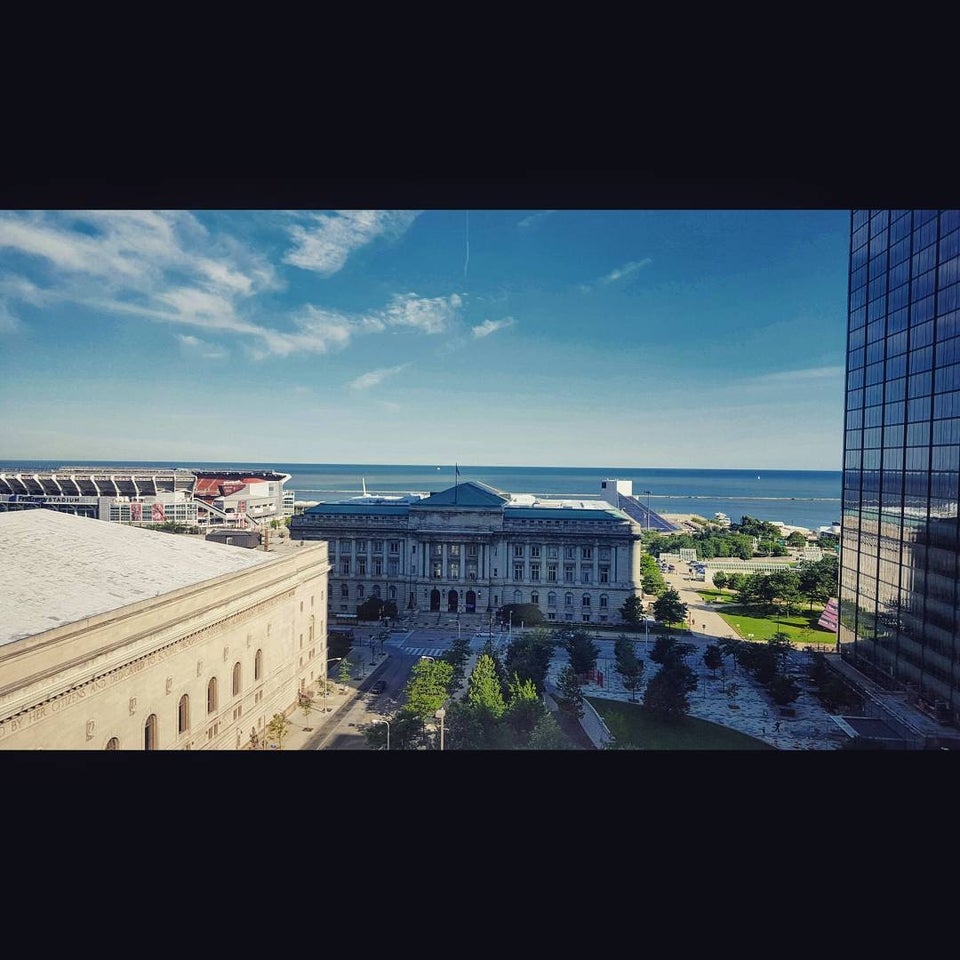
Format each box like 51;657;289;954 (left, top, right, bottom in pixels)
410;480;509;509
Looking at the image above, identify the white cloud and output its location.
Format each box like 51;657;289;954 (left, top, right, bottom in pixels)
749;365;845;384
471;316;516;338
176;334;227;359
349;364;409;391
0;302;20;333
598;258;653;285
380;292;461;334
283;210;420;275
517;210;557;230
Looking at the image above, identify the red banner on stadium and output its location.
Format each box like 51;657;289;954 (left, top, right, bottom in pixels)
152;502;166;522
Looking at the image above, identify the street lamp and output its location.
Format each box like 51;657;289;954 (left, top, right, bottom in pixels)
380;717;390;751
435;707;446;751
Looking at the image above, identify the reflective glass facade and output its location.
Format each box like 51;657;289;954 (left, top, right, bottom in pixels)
840;210;960;721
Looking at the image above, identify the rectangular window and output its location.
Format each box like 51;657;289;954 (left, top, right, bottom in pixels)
388;560;399;576
355;540;366;553
547;564;558;582
565;546;576;560
514;563;524;580
599;567;609;583
389;541;400;554
374;559;383;576
357;560;366;576
530;545;541;558
530;563;540;581
339;539;352;552
448;562;460;578
467;544;478;557
547;546;559;559
340;559;350;575
514;544;524;557
432;562;442;579
373;540;383;553
581;567;592;583
598;547;610;560
582;547;593;560
564;565;575;583
449;544;460;558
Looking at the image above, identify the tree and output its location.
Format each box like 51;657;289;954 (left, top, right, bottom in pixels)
267;712;290;750
554;665;585;720
527;712;575;750
562;629;600;677
502;627;554;694
649;635;695;666
441;632;473;692
467;653;507;718
712;570;729;591
613;634;645;701
652;588;688;631
703;643;723;678
643;662;698;718
356;596;398;621
403;657;454;721
787;530;807;548
619;594;646;625
498;602;544;627
503;675;547;746
337;658;352;692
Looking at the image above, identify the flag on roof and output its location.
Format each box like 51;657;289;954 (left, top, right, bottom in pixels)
818;598;839;632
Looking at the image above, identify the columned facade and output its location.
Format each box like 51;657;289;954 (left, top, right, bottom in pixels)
291;480;643;625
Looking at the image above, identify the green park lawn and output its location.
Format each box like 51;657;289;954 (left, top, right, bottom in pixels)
587;697;773;750
694;589;835;648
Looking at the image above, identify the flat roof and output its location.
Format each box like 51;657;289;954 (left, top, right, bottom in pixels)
0;510;278;646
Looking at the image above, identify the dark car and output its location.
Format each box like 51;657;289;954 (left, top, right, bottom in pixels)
370;680;387;695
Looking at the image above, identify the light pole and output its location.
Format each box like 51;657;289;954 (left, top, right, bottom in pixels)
644;490;652;534
380;717;390;751
508;610;513;640
435;707;446;750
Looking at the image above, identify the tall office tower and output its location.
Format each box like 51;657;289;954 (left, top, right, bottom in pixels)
840;209;960;724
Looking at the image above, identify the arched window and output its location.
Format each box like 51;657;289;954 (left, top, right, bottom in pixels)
565;593;573;607
582;594;591;606
600;594;608;608
531;592;539;606
357;584;365;598
340;584;349;598
105;737;120;750
548;592;557;607
144;714;158;751
207;677;218;714
232;662;242;697
178;694;190;733
513;589;522;603
388;586;396;600
255;649;263;681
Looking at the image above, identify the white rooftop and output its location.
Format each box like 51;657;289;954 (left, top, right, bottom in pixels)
0;510;278;646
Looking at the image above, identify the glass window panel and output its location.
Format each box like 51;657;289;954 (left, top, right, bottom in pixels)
886;354;907;379
848;367;864;390
864;406;882;428
911;294;934;325
938;285;959;316
883;423;904;446
909;346;934;374
867;297;887;321
935;363;960;393
886;377;906;402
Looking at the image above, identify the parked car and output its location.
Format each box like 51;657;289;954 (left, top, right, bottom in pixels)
370;680;387;695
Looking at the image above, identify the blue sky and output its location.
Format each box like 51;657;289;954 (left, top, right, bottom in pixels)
0;209;850;469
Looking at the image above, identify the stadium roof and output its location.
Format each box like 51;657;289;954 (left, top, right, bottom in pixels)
0;510;279;646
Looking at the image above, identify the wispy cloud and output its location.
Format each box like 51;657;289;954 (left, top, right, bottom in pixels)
749;365;845;384
177;334;227;360
471;316;516;338
517;210;557;230
349;364;409;391
580;257;653;292
283;210;420;276
0;302;20;333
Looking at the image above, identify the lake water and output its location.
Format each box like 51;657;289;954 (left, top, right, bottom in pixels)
0;460;842;531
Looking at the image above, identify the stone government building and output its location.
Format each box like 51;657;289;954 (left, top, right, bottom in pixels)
0;510;330;750
290;477;675;626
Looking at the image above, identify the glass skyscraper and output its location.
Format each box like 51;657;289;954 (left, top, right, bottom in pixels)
840;209;960;724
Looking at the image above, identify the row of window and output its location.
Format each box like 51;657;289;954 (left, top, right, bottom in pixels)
339;558;401;576
509;591;611;608
330;539;614;562
335;539;402;554
339;583;398;601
